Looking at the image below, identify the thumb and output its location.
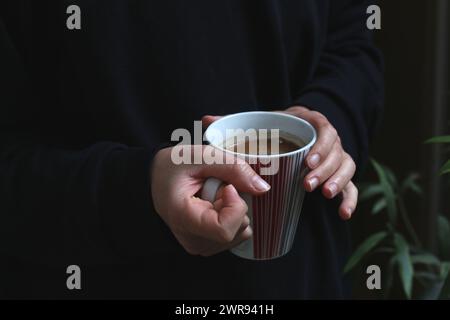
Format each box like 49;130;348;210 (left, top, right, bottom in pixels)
198;159;271;195
220;184;245;208
185;184;248;244
216;184;249;237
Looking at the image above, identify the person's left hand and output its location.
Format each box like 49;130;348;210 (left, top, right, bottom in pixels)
202;106;358;221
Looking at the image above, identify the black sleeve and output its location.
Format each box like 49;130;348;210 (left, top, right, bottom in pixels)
294;0;384;175
0;18;169;266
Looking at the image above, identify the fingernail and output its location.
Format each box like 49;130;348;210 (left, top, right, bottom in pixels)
328;182;338;197
252;176;271;192
308;154;320;168
225;184;238;195
308;177;319;190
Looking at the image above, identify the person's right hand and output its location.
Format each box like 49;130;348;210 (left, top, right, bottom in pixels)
150;146;271;256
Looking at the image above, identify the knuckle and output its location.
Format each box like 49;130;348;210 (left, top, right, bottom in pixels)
346;155;356;171
316;118;328;129
318;120;332;132
290;106;304;114
242;216;250;228
218;227;235;243
351;160;357;173
311;111;324;119
312;112;328;124
239;200;249;215
328;126;338;137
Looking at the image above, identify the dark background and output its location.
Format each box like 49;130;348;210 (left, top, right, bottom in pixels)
351;0;449;298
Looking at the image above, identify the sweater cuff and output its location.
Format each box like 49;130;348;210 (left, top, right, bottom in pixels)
99;145;175;261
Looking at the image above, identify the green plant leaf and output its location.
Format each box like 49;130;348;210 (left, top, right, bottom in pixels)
371;198;387;215
385;166;399;188
394;233;414;299
437;215;450;260
439;160;450;175
343;231;388;274
415;271;441;282
359;184;384;202
439;262;450;299
414;271;441;288
440;262;450;279
371;159;398;224
401;173;423;195
425;136;450;144
411;253;441;266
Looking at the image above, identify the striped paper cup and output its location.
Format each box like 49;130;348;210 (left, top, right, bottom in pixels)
202;111;316;260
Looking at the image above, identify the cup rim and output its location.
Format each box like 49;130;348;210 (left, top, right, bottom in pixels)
204;111;317;159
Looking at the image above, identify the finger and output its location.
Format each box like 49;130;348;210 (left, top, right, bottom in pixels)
197;150;271;195
213;184;227;202
211;185;226;209
226;225;253;249
213;197;249;230
213;200;251;231
304;142;343;192
339;182;358;220
213;198;223;211
217;184;250;241
214;190;250;228
283;107;338;169
322;153;356;199
284;106;311;114
186;184;248;243
202;115;223;128
242;215;250;229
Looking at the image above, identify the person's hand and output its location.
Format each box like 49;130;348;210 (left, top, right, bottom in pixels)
281;106;357;220
202;106;358;220
151;146;270;256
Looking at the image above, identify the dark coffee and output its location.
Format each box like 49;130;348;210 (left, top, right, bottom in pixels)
224;131;305;155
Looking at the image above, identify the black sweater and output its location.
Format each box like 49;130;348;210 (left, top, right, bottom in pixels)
0;0;383;299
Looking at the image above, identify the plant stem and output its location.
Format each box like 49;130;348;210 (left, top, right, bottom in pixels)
398;197;423;249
